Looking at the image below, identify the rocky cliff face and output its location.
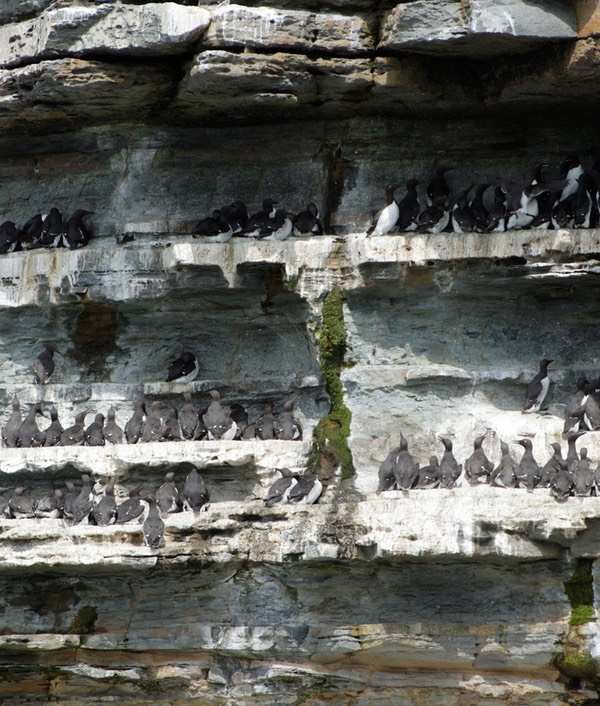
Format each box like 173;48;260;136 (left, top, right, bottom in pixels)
2;0;600;704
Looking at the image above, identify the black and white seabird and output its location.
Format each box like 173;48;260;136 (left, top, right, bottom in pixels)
84;413;105;447
572;447;594;497
276;398;302;441
260;209;293;241
523;358;553;414
416;197;450;234
551;458;573;501
60;209;94;249
125;400;146;444
156;472;181;516
183;467;210;512
91;477;117;526
572;175;594;229
140;401;168;443
396;179;421;232
9;487;35;519
35;489;63;519
61;481;77;520
437;436;462;488
116;486;146;524
242;199;279;237
71;474;94;525
143;496;165;549
486;187;507;232
293;203;323;236
17;403;46;448
226;201;248;234
515;439;541;490
229;403;248;440
367;184;399;236
377;448;399;493
464;434;493;485
0;221;21;254
451;185;475;233
287;468;322;504
166;351;199;383
490;441;518;488
558;153;584;203
179;392;201;441
32;342;60;384
194;209;233;242
255;402;275;440
162;405;182;441
580;379;600;431
19;213;42;249
427;166;453;207
203;390;236;440
538;443;564;488
563;377;588;436
32;207;63;248
60;410;89;446
265;468;298;506
391;433;419;491
103;407;124;445
414;456;441;489
470;183;490;233
2;395;22;448
504;164;546;231
43;406;63;447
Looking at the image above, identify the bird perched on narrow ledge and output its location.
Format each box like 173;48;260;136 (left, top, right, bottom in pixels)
166;351;199;383
32;342;61;384
366;184;399;237
523;358;553;414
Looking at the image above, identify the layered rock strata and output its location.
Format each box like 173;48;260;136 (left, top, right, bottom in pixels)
2;0;600;704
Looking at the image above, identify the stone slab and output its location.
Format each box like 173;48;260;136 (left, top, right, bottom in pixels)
203;4;372;55
0;3;211;68
380;0;577;56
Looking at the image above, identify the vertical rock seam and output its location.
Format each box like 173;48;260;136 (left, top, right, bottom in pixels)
553;558;599;693
309;288;354;479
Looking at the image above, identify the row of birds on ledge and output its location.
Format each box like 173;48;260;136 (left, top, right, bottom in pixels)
15;346;302;445
377;431;594;500
521;358;600;435
0;208;93;253
0;470;206;549
3;151;598;251
0;465;323;547
0;392;302;448
368;151;600;235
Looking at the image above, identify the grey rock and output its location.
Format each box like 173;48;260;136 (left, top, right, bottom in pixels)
379;0;576;57
0;3;211;68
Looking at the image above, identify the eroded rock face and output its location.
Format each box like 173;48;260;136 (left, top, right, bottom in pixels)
0;0;596;134
2;1;600;704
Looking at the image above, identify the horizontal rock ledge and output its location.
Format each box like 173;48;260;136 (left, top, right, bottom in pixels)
0;3;211;68
0;230;597;306
1;488;600;569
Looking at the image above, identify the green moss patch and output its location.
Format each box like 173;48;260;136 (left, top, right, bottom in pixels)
565;559;595;626
309;289;355;479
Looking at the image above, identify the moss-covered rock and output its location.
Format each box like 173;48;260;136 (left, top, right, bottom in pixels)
309;289;355;479
565;559;595;627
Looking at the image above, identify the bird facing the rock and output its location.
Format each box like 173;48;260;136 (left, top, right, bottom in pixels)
32;342;60;384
